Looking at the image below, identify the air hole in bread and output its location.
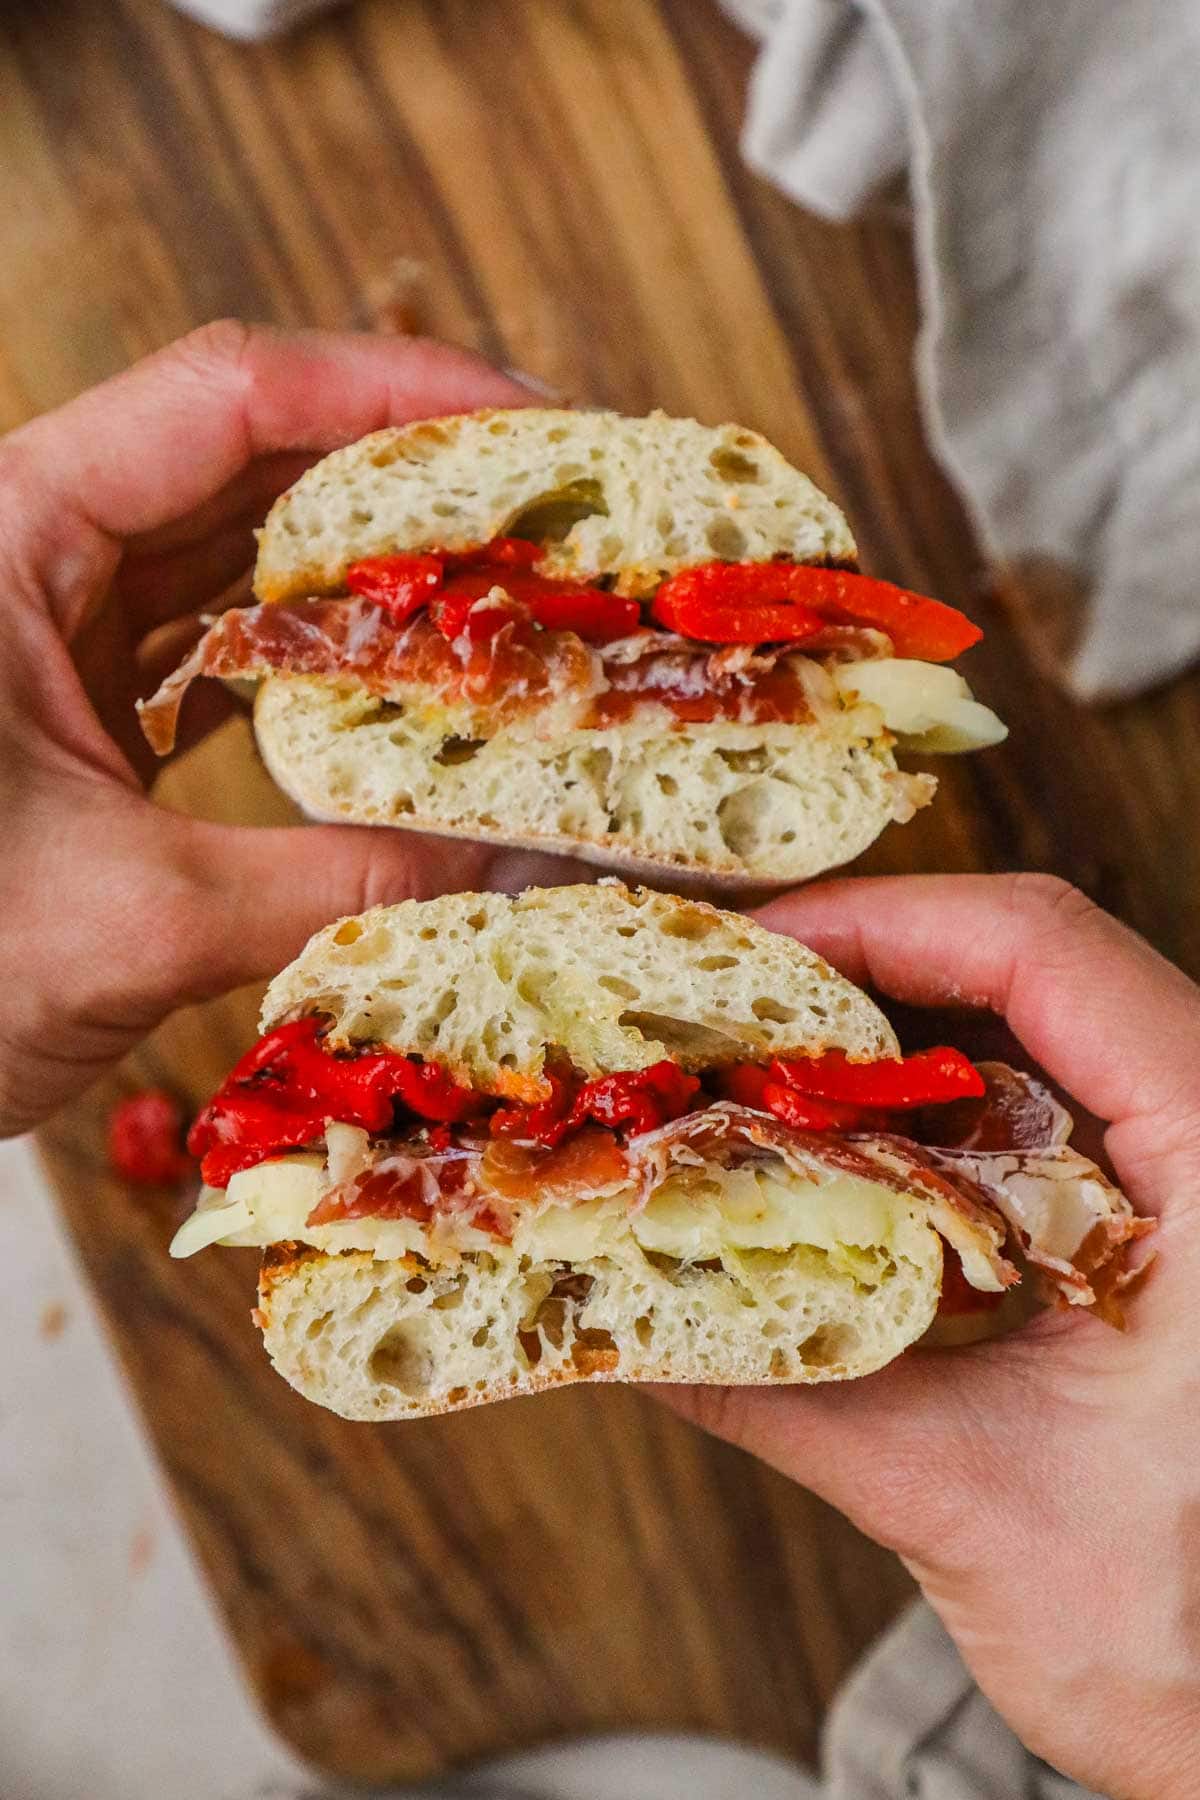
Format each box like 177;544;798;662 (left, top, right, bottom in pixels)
465;909;488;930
369;1321;435;1396
486;420;510;436
434;735;485;766
797;1324;856;1368
305;1312;332;1340
506;478;609;544
598;974;639;1000
431;500;459;517
432;1287;464;1311
618;1010;747;1062
658;910;716;941
656;774;678;796
717;784;771;857
405;1277;428;1294
709;447;761;483
447;1385;469;1404
769;1348;790;1377
716;746;768;775
656;509;674;535
752;997;797;1024
705;518;748;558
635;1314;655;1348
471;1325;492;1348
572;1329;619;1373
697;954;738;972
333;920;363;946
518;1328;543;1367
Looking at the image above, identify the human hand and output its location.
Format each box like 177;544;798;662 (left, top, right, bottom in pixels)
0;321;574;1136
663;874;1200;1800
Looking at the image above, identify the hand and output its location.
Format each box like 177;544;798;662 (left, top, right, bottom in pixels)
663;874;1200;1800
0;321;574;1136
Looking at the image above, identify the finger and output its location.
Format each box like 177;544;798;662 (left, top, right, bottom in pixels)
651;1335;1038;1572
757;875;1200;1180
117;515;258;630
4;323;536;631
158;819;596;1006
121;449;315;560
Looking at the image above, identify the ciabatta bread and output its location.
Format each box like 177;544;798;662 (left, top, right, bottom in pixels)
255;409;857;603
254;678;933;887
172;883;1142;1422
260;881;898;1096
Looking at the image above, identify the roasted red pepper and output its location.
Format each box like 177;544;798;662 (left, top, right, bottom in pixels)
770;1047;985;1110
345;554;443;623
491;1061;699;1146
189;1018;478;1187
438;568;640;643
652;562;982;661
759;1082;869;1133
108;1089;191;1186
448;537;542;568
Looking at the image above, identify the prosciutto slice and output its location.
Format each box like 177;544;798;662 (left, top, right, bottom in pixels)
137;598;876;754
293;1062;1146;1322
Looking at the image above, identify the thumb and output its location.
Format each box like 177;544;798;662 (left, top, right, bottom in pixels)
165;817;592;1004
656;1327;1052;1569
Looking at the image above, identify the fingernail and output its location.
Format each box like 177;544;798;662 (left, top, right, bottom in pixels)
501;366;568;403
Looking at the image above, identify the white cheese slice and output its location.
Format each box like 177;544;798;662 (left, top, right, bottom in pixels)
170;1149;920;1272
835;659;1007;753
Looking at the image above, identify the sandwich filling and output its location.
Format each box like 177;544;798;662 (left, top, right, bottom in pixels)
172;1018;1147;1322
139;542;1005;762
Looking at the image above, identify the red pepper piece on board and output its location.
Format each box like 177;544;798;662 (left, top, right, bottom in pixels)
770;1046;985;1110
108;1089;191;1186
652;562;981;661
346;554;444;623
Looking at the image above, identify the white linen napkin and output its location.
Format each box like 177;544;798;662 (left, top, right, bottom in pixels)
723;0;1200;700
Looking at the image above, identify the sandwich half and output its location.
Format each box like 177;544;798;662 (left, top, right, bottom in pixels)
140;410;1005;885
171;884;1147;1420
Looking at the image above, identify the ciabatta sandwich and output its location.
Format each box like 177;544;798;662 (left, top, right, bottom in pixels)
140;410;1005;885
171;884;1146;1421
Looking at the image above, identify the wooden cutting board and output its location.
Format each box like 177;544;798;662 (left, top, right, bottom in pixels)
9;0;1200;1781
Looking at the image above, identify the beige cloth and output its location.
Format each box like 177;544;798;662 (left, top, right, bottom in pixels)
268;1602;1098;1799
723;0;1200;700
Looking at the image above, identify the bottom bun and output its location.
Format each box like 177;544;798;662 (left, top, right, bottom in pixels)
254;678;933;886
258;1230;942;1422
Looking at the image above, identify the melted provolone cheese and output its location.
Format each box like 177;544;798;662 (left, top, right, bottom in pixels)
834;659;1007;754
170;1150;926;1273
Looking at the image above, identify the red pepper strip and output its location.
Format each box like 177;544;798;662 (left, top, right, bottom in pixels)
714;1063;772;1110
770;1047;985;1110
653;584;826;646
492;1061;700;1147
490;1071;571;1141
447;537;542;568
108;1090;191;1186
430;588;526;643
440;567;641;643
345;554;444;623
760;1083;870;1134
189;1018;478;1187
652;562;982;661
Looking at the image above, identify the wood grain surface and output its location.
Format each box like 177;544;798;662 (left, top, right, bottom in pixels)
7;0;1199;1782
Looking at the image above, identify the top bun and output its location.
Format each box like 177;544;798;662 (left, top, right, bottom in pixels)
254;409;857;604
261;882;897;1100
